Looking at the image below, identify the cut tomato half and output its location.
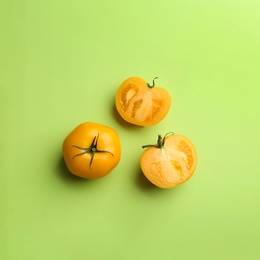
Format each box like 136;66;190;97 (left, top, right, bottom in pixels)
115;77;171;126
140;133;197;188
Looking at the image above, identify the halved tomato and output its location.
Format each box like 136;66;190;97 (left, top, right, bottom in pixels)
62;122;121;179
140;133;197;188
115;77;171;126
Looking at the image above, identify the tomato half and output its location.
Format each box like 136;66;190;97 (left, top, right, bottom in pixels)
140;133;197;188
62;122;121;179
115;77;171;126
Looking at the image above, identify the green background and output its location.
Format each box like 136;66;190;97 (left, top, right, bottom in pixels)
1;0;260;259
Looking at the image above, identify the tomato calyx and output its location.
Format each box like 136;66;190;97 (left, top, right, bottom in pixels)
147;77;158;89
142;132;174;149
72;134;114;169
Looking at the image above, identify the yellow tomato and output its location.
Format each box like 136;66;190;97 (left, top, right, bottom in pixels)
115;77;171;126
140;133;197;188
62;122;121;179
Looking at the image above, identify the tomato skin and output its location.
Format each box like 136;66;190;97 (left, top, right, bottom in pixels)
115;77;171;126
62;122;121;179
140;133;197;189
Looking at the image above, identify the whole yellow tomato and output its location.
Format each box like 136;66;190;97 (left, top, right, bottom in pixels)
140;133;197;188
62;122;121;179
115;77;171;126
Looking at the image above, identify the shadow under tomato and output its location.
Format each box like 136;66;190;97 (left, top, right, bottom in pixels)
135;168;160;191
57;156;92;183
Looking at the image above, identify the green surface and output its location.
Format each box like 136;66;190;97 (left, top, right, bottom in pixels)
1;0;260;259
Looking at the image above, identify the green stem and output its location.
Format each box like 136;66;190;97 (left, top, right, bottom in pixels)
142;132;174;149
72;133;113;169
147;77;158;88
